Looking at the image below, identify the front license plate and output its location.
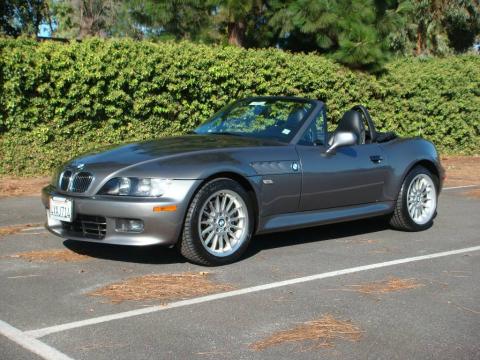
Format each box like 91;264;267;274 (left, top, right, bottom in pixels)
49;197;73;222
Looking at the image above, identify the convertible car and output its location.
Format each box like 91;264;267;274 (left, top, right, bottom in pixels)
42;96;444;265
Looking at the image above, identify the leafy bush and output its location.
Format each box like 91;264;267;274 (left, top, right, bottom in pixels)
0;38;478;175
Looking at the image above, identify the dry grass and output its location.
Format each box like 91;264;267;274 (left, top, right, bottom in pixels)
8;249;89;262
250;315;362;351
346;277;423;295
442;156;480;187
0;223;43;237
0;176;50;197
464;188;480;199
88;272;234;304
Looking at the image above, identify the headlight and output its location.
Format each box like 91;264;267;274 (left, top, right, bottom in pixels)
98;177;171;197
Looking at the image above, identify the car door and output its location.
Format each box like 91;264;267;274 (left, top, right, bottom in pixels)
295;112;390;211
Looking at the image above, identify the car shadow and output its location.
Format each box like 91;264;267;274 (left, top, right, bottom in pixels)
63;240;186;265
243;216;390;259
63;216;389;265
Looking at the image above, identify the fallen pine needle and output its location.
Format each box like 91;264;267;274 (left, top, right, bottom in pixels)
0;223;43;237
250;314;362;351
346;277;423;295
88;272;234;304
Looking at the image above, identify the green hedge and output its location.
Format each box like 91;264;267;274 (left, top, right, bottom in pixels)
0;38;479;175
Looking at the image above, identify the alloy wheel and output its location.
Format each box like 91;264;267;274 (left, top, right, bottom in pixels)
198;189;249;257
406;174;437;225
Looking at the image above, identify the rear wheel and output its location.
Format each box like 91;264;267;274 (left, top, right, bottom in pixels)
179;178;254;266
390;166;438;231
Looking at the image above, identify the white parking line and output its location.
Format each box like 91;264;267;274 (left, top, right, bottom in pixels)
25;245;480;339
444;184;479;190
0;320;73;360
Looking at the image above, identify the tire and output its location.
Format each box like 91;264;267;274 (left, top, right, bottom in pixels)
179;178;254;266
390;166;438;231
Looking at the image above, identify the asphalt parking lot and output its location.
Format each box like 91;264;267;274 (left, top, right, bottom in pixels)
0;185;479;360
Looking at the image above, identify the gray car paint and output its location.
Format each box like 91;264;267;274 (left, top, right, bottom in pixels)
42;96;444;246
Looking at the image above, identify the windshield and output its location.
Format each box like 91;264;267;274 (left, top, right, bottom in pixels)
194;98;313;142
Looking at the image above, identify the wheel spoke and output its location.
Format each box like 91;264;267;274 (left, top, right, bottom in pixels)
223;234;231;249
225;198;234;212
421;181;427;192
211;234;218;250
204;231;215;246
220;195;227;211
228;207;240;216
208;202;215;215
201;225;214;236
217;235;224;252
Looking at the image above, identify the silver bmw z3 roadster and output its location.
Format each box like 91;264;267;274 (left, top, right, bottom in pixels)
43;96;444;265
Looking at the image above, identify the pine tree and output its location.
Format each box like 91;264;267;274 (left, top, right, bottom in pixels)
127;0;212;41
269;0;389;71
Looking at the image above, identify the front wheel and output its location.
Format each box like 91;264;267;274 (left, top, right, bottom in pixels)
390;166;438;231
179;178;254;266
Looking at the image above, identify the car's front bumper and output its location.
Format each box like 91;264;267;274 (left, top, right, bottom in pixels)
41;180;201;246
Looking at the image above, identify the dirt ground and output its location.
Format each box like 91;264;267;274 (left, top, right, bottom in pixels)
440;156;480;186
0;176;50;197
0;156;478;197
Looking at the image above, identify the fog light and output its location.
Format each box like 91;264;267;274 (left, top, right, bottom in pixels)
115;219;144;233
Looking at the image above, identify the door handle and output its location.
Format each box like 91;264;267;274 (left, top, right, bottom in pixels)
370;155;383;163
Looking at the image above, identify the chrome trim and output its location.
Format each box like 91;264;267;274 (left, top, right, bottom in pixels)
58;170;72;191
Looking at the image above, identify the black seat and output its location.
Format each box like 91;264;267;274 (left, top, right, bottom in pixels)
330;110;366;145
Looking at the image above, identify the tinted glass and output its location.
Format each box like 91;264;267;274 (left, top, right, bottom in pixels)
195;99;313;142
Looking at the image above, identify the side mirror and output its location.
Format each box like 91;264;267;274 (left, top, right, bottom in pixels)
325;131;357;155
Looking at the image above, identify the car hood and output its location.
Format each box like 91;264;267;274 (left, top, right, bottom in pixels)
66;135;282;172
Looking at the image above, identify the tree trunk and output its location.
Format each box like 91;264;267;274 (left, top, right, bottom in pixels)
228;21;246;47
416;24;426;56
416;29;422;55
79;18;93;39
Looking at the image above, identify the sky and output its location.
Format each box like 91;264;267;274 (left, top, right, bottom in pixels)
38;24;52;37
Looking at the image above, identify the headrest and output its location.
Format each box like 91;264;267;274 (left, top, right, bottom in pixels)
286;108;307;127
336;110;364;144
